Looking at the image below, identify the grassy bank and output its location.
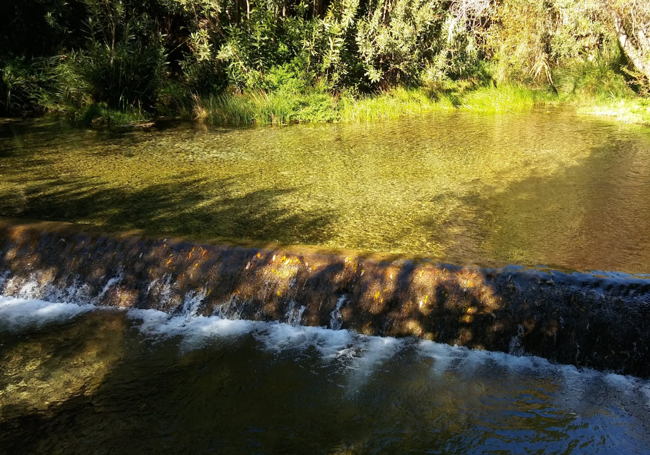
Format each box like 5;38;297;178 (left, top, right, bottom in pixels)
187;84;650;127
186;84;555;127
576;98;650;126
22;83;650;128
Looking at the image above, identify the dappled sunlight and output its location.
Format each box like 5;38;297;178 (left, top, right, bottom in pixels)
2;0;650;449
0;311;125;420
0;111;649;378
2;220;648;375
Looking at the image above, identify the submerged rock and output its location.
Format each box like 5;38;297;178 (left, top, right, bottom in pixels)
0;311;125;419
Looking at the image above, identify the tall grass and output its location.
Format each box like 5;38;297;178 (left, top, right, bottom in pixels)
192;85;550;126
554;59;635;103
192;87;457;126
339;88;456;121
162;63;650;128
460;85;548;113
552;59;650;125
193;90;339;125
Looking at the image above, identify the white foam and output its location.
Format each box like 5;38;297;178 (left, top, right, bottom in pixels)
284;300;306;326
419;338;561;380
641;383;650;408
329;295;347;330
418;340;467;374
95;270;124;302
508;324;525;356
14;278;42;299
603;372;644;397
0;295;94;329
146;274;175;310
212;294;245;319
2;272;98;305
46;276;94;304
2;290;650;402
126;304;402;380
128;308;255;340
348;336;404;383
351;336;403;370
126;307;360;359
180;289;207;320
254;322;355;358
0;270;10;291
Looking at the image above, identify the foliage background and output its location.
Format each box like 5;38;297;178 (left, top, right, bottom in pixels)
0;0;648;123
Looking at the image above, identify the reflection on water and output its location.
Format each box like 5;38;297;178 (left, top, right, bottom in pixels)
1;297;649;454
1;109;650;273
0;306;125;421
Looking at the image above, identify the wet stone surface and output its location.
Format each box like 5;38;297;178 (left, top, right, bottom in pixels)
0;221;648;377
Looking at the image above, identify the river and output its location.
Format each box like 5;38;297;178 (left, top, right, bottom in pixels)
1;110;650;453
1;295;650;454
2;108;650;273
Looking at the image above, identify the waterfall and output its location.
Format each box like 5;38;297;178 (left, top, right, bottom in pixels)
0;221;649;376
329;295;347;330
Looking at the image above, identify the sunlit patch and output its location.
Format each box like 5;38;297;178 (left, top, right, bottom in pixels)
2;111;648;273
0;305;125;418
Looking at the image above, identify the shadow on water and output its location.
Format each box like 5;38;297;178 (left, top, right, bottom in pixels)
418;140;650;273
0;172;338;247
0;115;649;375
2;310;649;454
2;112;650;272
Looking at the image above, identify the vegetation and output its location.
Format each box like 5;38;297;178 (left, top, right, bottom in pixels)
1;0;649;125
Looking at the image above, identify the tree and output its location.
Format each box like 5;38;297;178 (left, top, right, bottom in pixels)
608;0;650;81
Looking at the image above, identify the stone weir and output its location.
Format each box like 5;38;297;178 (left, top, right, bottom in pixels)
0;219;649;377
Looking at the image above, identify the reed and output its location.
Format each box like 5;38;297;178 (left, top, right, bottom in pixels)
460;85;545;113
339;88;455;122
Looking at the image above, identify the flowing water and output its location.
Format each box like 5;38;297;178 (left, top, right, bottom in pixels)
2;294;650;454
2;111;650;453
1;108;650;273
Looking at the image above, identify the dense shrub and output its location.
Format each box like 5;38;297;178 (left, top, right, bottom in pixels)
1;0;649;120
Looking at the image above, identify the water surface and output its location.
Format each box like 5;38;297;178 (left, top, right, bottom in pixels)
1;109;649;273
1;295;650;454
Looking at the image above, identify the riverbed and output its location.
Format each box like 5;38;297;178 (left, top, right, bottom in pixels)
2;108;650;273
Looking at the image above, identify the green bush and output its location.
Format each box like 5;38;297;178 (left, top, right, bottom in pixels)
72;40;167;111
555;60;634;102
1;0;649;126
0;57;57;115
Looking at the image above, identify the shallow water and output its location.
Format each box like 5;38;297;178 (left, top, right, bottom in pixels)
1;295;650;454
1;109;650;273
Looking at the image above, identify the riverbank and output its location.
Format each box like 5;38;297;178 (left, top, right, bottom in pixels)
577;97;650;125
51;85;649;128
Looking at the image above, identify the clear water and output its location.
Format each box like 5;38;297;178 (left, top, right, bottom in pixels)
1;295;650;454
2;109;650;273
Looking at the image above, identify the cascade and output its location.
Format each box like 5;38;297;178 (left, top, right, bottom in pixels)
1;218;649;376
